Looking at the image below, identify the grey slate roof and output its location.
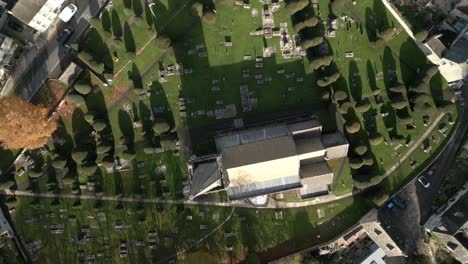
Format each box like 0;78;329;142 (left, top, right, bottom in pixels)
189;161;222;198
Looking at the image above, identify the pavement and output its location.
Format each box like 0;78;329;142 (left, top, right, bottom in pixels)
378;82;468;255
0;0;108;101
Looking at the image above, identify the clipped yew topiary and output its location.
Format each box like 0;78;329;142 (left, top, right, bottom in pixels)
345;121;361;134
156;35;171;49
152;119;170;134
356;100;371;113
72;151;87;164
93;120;107;132
391;97;408;109
294;16;319;32
317;72;341;87
96;145;112;154
320;90;330;101
334;90;349;101
354;145;368;156
309;55;333;70
389;84;406;93
339;101;353;114
68;94;85;106
301;36;324;50
414;30;428;42
286;0;309;15
349;158;364;169
51;159;67;169
74;81;92;95
369;133;384;145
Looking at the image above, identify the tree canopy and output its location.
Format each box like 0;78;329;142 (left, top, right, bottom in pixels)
0;97;57;149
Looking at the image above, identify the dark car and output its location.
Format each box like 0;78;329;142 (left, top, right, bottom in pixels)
7;21;23;32
391;195;407;209
58;27;74;44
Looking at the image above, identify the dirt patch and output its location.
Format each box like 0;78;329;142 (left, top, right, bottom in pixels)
107;85;131;106
32;80;70;114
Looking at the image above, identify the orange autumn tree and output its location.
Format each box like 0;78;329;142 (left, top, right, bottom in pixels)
0;96;57;149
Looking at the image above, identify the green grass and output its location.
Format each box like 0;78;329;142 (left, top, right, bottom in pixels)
10;194;372;262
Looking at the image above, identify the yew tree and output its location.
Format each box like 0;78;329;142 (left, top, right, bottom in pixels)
0;97;57;149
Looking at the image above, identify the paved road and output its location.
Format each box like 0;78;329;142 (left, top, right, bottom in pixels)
3;0;108;101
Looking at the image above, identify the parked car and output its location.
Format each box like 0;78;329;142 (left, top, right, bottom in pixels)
391;195;406;209
58;27;74;44
59;4;78;23
418;176;430;188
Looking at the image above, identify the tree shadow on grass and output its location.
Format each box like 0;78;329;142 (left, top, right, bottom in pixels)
382;47;397;96
373;0;390;32
138;101;155;144
124;22;136;53
123;0;131;9
71;108;93;146
133;0;144;17
366;59;376;90
144;3;154;29
382;101;398;138
399;38;419;86
101;10;112;32
118;109;135;151
430;72;445;103
348;60;362;101
112;9;123;38
114;170;123;196
129;63;143;90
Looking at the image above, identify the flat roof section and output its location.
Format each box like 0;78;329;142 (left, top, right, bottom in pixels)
295;136;324;155
221;136;297;169
11;0;48;23
321;132;348;148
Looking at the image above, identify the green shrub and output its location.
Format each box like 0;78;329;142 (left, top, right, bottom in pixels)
412;94;431;104
202;10;216;24
294;16;319;32
72;151;87;164
93;120;107;132
355;100;371;113
391;137;405;145
301;36;324;50
317;72;341;87
80;164;98;175
331;0;346;13
354;145;368;156
389;84;406;93
84;113;95;124
143;147;158;154
309;55;333;70
409;82;429;93
96;145;112;154
350;158;364;169
369;133;383;145
425;65;439;78
78;51;94;62
372;88;382;96
74;81;92;95
29;169;44;178
391;97;408;109
152;119;170;134
362;156;374;166
156;35;171;49
51;159;67;169
191;2;203;17
320;90;330;101
345;121;361;134
339;101;353;114
0;180;14;189
379;27;395;41
414;30;428;42
160;134;178;151
372;191;389;206
334;91;348;101
120;151;136;161
68;94;85;106
286;0;309;15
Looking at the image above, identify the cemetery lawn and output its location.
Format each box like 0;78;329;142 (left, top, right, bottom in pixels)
11;194;372;263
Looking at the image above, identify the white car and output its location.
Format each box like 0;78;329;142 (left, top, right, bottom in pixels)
418;176;430;188
59;4;78;23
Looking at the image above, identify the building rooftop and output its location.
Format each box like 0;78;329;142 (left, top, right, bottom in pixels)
221;136;297;169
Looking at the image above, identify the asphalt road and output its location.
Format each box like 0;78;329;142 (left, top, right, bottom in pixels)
11;0;108;101
378;83;468;254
